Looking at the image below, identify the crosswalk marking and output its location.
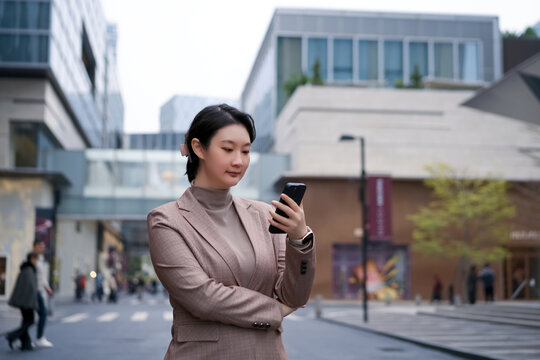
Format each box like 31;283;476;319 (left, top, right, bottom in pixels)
131;311;149;321
163;311;173;321
98;312;119;322
61;313;89;323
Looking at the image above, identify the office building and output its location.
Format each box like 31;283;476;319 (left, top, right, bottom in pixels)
0;0;124;301
160;95;238;133
242;8;502;151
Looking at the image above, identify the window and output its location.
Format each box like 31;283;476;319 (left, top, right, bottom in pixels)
384;41;403;86
434;43;453;79
11;122;38;167
333;39;353;81
0;34;48;63
409;42;428;79
0;1;50;29
81;24;96;96
459;42;479;82
358;40;378;81
10;122;59;168
307;38;327;80
277;37;302;113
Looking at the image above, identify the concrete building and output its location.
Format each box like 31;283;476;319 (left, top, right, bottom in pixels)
273;84;540;301
242;8;502;152
160;95;238;133
0;0;124;301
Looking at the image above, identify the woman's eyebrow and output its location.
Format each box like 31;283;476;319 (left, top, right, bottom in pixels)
220;140;251;146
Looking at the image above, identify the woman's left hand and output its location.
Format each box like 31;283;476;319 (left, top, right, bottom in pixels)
269;193;308;240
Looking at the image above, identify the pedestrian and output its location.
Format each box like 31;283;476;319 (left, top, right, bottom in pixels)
32;239;53;347
448;284;454;305
467;264;478;305
136;276;145;300
5;252;40;351
148;104;316;359
107;273;118;303
431;275;442;303
479;263;495;302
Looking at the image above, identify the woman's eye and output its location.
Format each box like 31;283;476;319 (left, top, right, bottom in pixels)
242;151;250;154
222;148;233;152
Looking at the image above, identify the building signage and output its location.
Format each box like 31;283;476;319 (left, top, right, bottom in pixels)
367;176;392;241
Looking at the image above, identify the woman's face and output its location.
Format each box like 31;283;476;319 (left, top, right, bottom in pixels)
194;123;251;189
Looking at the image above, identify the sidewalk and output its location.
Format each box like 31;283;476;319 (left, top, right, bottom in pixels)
318;300;540;360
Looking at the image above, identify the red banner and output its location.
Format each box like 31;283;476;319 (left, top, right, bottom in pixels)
367;176;392;241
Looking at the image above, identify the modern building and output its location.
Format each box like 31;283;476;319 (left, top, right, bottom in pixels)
124;132;185;151
273;84;540;301
159;95;238;133
242;8;503;151
0;0;124;301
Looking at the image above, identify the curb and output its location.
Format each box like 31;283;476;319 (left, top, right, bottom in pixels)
319;317;500;360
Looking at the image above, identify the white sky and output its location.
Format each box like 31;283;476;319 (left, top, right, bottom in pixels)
101;0;540;134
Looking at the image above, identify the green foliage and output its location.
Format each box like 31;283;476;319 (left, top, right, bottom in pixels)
311;59;324;86
283;58;325;97
283;72;309;97
408;163;515;265
127;256;142;277
520;27;538;38
503;27;538;39
409;65;423;89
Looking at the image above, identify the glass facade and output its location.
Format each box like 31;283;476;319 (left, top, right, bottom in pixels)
333;39;353;81
409;41;428;78
0;0;124;149
307;38;327;80
434;42;453;79
277;36;301;113
358;40;378;81
384;41;403;86
459;42;480;81
10;122;59;168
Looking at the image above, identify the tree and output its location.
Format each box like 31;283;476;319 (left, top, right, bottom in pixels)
409;65;423;89
283;72;309;97
311;59;324;86
408;163;516;298
520;27;538;39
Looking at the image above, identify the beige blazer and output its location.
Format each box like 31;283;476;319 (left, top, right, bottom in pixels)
147;187;316;359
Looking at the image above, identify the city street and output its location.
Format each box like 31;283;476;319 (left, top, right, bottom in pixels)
1;295;465;360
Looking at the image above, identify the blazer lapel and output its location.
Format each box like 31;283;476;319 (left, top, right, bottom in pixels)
177;189;243;286
233;197;275;289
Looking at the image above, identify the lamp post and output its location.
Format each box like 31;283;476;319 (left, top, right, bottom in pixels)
340;134;368;323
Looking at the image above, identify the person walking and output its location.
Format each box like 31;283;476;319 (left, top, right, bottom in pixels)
431;275;442;303
479;263;495;302
5;252;40;351
467;264;478;305
32;239;53;347
148;104;316;359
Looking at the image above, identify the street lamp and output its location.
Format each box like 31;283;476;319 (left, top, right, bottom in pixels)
340;134;369;323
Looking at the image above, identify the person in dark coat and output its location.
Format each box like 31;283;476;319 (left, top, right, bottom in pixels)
467;264;478;305
5;253;39;351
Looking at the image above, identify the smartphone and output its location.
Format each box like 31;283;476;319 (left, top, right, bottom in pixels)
269;182;307;234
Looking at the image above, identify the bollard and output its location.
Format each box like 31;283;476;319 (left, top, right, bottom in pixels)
415;294;421;306
315;294;323;318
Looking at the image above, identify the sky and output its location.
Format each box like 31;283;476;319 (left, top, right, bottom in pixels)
101;0;540;134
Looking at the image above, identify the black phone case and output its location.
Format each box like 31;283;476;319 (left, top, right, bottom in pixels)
269;183;306;234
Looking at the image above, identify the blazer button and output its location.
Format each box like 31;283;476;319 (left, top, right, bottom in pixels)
265;323;271;328
252;322;258;328
300;270;306;275
301;260;308;265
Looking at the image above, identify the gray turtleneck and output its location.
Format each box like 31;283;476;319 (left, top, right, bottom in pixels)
191;185;256;286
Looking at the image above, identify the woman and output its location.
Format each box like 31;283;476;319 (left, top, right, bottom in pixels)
5;252;39;351
148;104;316;359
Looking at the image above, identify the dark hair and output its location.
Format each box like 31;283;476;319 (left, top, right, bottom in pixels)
184;104;256;182
27;252;38;263
33;239;44;246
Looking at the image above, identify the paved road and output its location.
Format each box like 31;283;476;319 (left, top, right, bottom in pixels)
2;295;466;359
322;304;540;360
